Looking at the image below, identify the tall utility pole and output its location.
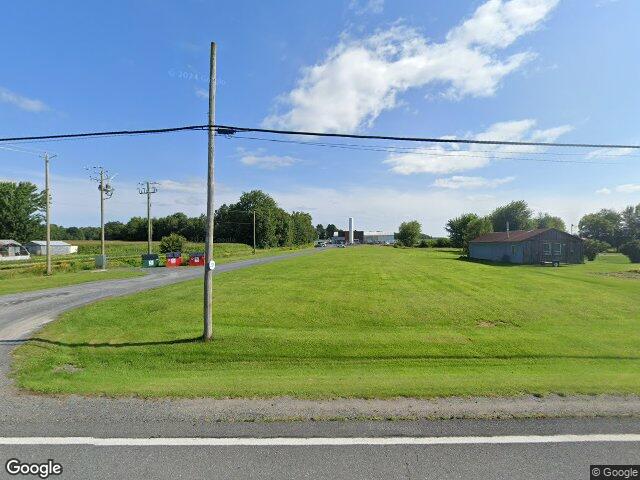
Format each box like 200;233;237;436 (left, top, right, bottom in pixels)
87;166;115;270
253;210;256;255
42;152;56;275
138;181;159;254
203;42;217;341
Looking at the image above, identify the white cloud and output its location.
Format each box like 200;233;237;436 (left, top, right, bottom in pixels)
433;175;515;189
384;119;571;174
350;0;384;15
0;86;49;112
158;179;206;194
194;88;208;99
238;148;299;169
264;0;559;132
586;147;636;159
595;184;640;194
615;184;640;193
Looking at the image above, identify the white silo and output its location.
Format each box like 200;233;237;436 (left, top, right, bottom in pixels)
348;217;354;244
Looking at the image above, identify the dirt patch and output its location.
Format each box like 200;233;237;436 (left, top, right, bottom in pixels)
53;364;83;374
476;320;508;328
597;270;640;280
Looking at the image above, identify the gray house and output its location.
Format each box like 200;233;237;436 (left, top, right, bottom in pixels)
469;228;583;265
25;241;78;256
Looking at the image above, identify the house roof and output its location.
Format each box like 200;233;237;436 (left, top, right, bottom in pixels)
470;228;552;243
27;240;72;246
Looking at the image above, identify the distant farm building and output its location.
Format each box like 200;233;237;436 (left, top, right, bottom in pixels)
469;228;583;265
0;240;31;261
25;240;78;256
363;231;396;244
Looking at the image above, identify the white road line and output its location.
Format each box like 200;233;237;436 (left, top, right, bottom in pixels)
0;434;638;446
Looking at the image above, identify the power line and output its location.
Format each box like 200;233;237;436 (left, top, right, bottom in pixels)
216;125;640;150
231;135;640;157
0;123;638;150
229;135;622;165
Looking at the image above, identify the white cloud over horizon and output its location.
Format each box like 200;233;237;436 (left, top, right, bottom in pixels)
384;119;572;174
238;148;299;169
0;86;49;112
433;175;515;189
264;0;559;133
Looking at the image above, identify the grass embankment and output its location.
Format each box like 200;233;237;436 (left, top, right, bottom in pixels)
0;270;144;296
12;248;640;398
0;241;310;295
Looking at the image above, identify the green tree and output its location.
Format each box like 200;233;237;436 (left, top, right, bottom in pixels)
583;239;610;261
620;240;640;263
463;216;493;254
445;213;478;248
159;233;186;253
104;221;126;240
397;220;422;247
578;209;622;247
490;200;533;232
291;212;316;245
534;213;566;231
325;224;337;241
0;181;45;243
620;204;640;245
315;224;326;239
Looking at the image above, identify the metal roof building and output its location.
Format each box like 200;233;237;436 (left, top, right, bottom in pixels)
25;241;78;256
0;240;31;261
469;228;583;265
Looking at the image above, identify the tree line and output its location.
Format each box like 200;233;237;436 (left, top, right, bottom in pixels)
0;182;317;248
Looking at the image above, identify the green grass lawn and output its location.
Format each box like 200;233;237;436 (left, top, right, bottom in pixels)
11;248;640;398
0;269;145;296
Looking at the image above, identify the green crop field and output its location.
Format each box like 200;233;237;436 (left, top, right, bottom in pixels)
11;247;640;398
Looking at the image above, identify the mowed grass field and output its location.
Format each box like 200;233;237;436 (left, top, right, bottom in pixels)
12;247;640;398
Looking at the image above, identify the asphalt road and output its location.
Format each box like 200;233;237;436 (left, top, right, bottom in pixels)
0;246;638;479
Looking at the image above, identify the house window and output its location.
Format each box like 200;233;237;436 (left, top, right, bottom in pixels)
511;244;517;255
554;243;562;255
543;241;551;255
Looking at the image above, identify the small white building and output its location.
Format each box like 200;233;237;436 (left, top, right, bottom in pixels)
0;240;31;261
25;240;78;256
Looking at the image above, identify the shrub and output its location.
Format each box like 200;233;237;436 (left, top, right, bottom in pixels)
583;238;611;261
160;233;186;253
417;239;430;248
620;240;640;263
434;237;451;248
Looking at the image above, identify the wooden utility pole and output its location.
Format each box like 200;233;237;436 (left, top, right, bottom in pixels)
100;169;105;261
138;181;158;254
43;152;55;275
253;210;256;255
203;42;217;341
87;166;115;270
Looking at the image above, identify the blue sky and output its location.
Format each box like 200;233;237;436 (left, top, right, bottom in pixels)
1;0;639;234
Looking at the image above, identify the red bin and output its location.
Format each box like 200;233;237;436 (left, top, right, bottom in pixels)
165;252;182;267
189;253;205;267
